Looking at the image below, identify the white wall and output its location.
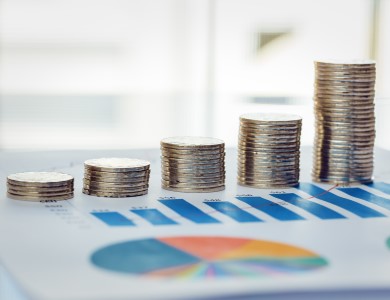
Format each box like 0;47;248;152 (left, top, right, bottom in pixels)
0;0;388;150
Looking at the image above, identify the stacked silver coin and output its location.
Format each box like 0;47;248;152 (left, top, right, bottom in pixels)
238;113;302;188
160;136;225;192
313;60;376;184
83;158;151;197
7;172;74;201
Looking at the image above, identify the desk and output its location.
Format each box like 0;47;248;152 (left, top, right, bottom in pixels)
1;148;390;300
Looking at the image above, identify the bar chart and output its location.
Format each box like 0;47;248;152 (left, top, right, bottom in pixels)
90;182;390;227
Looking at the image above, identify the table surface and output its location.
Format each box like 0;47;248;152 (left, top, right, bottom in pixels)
1;147;390;300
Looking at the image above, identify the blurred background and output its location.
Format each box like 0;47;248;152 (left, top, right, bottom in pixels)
0;0;389;150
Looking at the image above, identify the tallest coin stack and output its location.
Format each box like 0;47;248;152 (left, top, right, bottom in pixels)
313;60;376;184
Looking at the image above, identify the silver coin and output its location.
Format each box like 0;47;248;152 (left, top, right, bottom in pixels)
314;96;375;102
238;149;299;156
7;172;74;187
238;179;298;187
315;146;374;152
161;184;225;193
312;172;373;178
239;135;300;142
237;171;299;179
239;125;301;132
315;72;376;78
313;175;372;182
314;59;376;67
240;126;302;132
162;173;225;181
161;179;224;188
237;167;299;173
83;174;149;183
315;83;375;89
83;187;149;195
237;177;299;184
7;184;74;195
238;170;291;177
313;149;374;157
240;124;301;131
161;136;224;149
6;183;73;192
161;147;225;155
312;166;374;173
314;155;373;166
237;160;299;169
314;102;375;108
83;178;148;188
82;189;148;198
315;114;375;121
314;99;375;106
240;113;302;124
238;137;300;145
312;175;372;182
161;161;225;169
161;156;225;164
161;166;225;174
7;192;74;201
161;151;225;159
316;124;376;132
238;183;298;189
237;157;298;165
315;67;376;73
237;145;300;154
314;137;375;145
237;175;299;183
84;158;150;172
6;188;74;197
84;168;150;177
315;83;374;89
315;87;374;94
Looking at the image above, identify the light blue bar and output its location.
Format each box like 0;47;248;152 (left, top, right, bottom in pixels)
159;199;220;224
131;209;178;225
365;182;390;195
338;187;390;211
204;201;262;223
298;183;385;218
91;212;135;226
271;193;346;220
236;196;305;221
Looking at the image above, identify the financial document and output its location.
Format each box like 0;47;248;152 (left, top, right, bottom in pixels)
1;148;390;300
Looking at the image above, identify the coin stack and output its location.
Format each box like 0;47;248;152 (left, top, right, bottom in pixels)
160;136;225;192
83;158;151;198
313;60;376;184
7;172;74;201
237;113;302;188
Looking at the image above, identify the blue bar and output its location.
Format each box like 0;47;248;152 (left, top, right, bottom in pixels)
91;212;135;226
204;201;263;223
236;197;305;221
365;182;390;195
271;193;346;220
159;199;221;224
131;209;178;225
338;187;390;211
298;183;385;218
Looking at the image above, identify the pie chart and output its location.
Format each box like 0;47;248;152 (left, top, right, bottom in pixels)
91;236;328;278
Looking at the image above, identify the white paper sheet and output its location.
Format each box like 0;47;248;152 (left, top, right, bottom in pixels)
1;148;390;300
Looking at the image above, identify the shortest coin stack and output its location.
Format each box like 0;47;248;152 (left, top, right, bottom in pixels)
7;172;74;201
161;136;226;193
83;158;151;198
238;113;302;188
